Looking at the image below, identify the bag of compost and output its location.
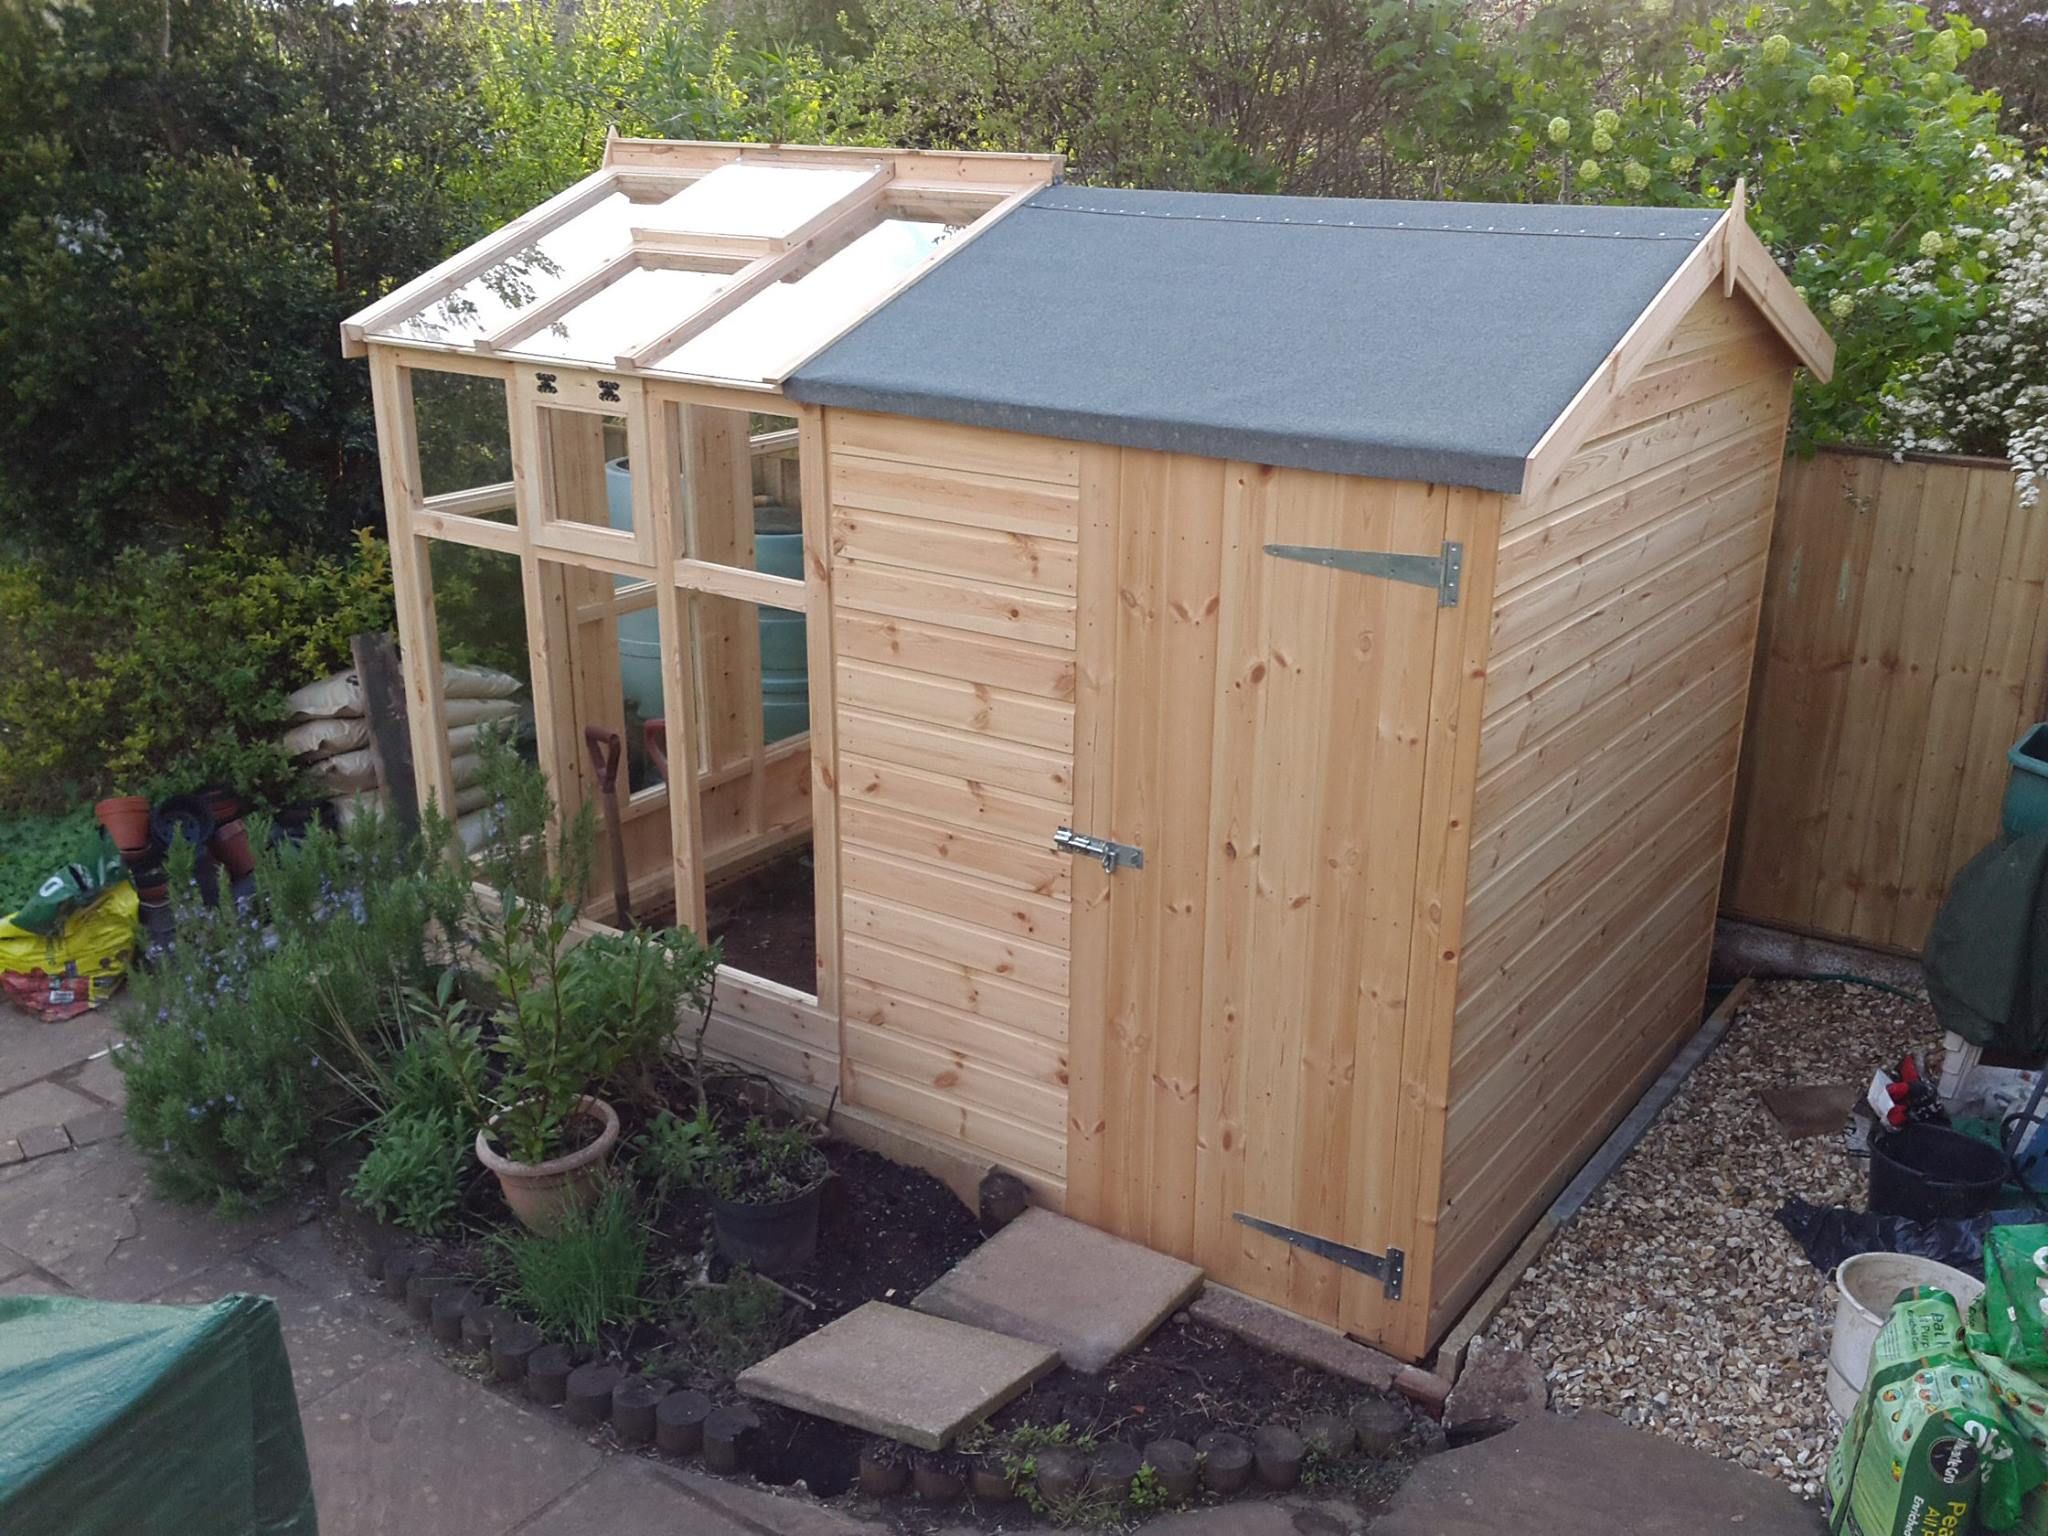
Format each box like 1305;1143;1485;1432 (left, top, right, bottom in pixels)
1970;1297;2048;1460
1829;1287;2045;1534
1986;1227;2048;1373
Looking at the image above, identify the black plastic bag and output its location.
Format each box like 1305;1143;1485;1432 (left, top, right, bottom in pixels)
1775;1196;2041;1273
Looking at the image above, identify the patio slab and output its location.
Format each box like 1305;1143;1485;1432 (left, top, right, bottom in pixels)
737;1300;1058;1450
912;1207;1202;1372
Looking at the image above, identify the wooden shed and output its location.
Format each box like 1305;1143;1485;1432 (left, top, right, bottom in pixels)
345;140;1833;1361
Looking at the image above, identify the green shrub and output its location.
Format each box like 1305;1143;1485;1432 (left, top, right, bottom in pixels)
0;808;98;914
663;1269;793;1380
0;532;397;813
351;1111;465;1234
490;1181;649;1347
636;1107;716;1199
698;1117;829;1204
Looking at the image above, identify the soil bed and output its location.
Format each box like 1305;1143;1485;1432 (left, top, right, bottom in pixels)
1490;978;1942;1498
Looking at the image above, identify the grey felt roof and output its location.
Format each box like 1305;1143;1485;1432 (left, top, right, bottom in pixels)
786;187;1722;492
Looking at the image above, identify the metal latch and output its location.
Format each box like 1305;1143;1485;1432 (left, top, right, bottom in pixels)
1052;826;1144;874
1264;539;1464;607
1234;1213;1405;1300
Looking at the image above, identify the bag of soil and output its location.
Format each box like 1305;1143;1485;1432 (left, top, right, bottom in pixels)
1828;1287;2044;1534
1985;1227;2048;1373
1968;1298;2048;1460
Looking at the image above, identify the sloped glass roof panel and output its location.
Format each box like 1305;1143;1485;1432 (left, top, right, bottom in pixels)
370;192;643;345
649;219;955;381
640;163;881;240
515;266;734;365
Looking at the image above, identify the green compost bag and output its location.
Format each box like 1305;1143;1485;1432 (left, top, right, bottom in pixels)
8;824;125;936
0;1293;317;1536
1971;1297;2048;1461
1828;1286;2046;1535
1986;1226;2048;1373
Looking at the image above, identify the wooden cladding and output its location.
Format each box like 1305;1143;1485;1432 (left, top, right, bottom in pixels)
1724;450;2048;952
825;413;1080;1194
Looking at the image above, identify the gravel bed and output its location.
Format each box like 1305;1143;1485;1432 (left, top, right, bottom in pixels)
1490;978;1940;1498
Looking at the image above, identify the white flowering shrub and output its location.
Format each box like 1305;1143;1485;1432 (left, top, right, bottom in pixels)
1876;169;2048;505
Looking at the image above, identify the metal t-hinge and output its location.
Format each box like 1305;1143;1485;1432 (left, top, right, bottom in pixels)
1052;826;1144;874
1264;539;1464;607
1234;1213;1405;1300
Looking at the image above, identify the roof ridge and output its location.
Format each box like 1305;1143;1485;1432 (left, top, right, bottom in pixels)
1026;198;1709;244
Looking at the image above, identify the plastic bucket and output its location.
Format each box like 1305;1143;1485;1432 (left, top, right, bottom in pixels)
1869;1125;2008;1221
1827;1252;1985;1418
2005;723;2048;840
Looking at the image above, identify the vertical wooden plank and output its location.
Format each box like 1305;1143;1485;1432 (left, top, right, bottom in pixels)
1355;485;1502;1357
1142;456;1225;1259
351;631;418;835
367;347;457;820
684;407;766;802
507;386;579;833
645;395;708;938
1064;442;1122;1221
797;404;841;1012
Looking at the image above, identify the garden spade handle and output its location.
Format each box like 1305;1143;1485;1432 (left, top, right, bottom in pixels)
583;725;632;927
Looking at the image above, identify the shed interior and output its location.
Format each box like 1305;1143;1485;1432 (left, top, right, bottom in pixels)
348;139;1833;1361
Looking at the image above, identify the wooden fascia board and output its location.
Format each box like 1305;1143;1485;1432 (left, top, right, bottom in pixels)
602;136;1062;190
1727;218;1835;382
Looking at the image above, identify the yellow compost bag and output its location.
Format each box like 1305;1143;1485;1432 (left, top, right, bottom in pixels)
1829;1287;2046;1535
0;883;137;1021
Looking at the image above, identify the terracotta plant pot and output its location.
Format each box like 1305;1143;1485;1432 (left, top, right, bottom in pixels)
476;1096;620;1232
95;796;155;859
208;818;258;882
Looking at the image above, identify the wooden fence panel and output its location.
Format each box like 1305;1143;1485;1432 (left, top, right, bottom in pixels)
1724;449;2048;952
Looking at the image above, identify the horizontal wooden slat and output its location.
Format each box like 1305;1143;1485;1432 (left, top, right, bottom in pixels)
835;612;1076;701
835;560;1077;649
843;1021;1066;1128
1594;332;1788;441
842;934;1068;1039
835;659;1074;753
843;893;1068;995
842;977;1068;1079
840;800;1069;898
838;708;1072;803
832;506;1077;593
840;1061;1067;1179
830;455;1080;540
830;412;1080;487
839;752;1066;844
703;1013;836;1090
841;843;1070;947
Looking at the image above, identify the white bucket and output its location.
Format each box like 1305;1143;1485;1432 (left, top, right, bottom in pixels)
1827;1251;1985;1419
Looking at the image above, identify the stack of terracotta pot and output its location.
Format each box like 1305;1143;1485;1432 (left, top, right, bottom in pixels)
93;788;259;953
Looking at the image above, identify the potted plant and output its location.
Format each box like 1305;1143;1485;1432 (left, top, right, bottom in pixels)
453;741;716;1230
699;1113;831;1274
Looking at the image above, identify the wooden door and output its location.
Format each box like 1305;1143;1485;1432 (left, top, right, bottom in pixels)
1066;454;1460;1345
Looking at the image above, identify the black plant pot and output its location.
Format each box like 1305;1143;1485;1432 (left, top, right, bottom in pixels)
710;1181;824;1275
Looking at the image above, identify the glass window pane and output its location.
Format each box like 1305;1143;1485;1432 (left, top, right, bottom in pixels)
642;163;879;240
650;220;953;380
412;371;514;505
372;192;642;345
518;266;730;365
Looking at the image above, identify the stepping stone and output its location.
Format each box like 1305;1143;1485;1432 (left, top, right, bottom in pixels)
912;1208;1201;1372
737;1301;1057;1451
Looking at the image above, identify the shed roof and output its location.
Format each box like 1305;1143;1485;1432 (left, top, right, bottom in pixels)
784;187;1727;494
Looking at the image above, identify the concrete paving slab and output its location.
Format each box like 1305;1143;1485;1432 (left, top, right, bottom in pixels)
0;1079;99;1140
668;1466;885;1536
913;1207;1203;1372
1372;1411;1826;1536
15;1123;69;1159
738;1301;1058;1450
60;1053;128;1107
150;1258;404;1406
301;1354;602;1534
0;1013;113;1095
0;1272;71;1296
521;1458;876;1536
65;1107;125;1147
0;1139;297;1301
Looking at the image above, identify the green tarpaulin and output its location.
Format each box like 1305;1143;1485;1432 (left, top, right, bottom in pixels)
0;1293;317;1536
1926;828;2048;1056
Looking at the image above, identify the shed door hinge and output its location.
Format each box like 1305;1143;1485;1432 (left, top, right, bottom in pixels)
1264;539;1464;607
1052;826;1144;874
1234;1212;1405;1300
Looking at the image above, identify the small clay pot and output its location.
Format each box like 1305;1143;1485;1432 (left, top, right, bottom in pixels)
463;1304;511;1354
1351;1396;1410;1456
1252;1424;1305;1490
94;797;154;858
207;818;258;882
858;1447;910;1497
405;1272;458;1324
1195;1431;1252;1496
702;1404;762;1474
525;1343;575;1406
910;1452;964;1504
565;1362;624;1426
1142;1438;1199;1503
475;1097;620;1234
656;1389;714;1457
491;1320;543;1382
379;1248;432;1301
1089;1442;1142;1501
1300;1411;1355;1459
611;1375;672;1446
430;1287;479;1347
967;1461;1016;1503
1035;1447;1089;1504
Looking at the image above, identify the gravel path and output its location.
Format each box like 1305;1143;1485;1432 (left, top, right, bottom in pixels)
1490;979;1940;1498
